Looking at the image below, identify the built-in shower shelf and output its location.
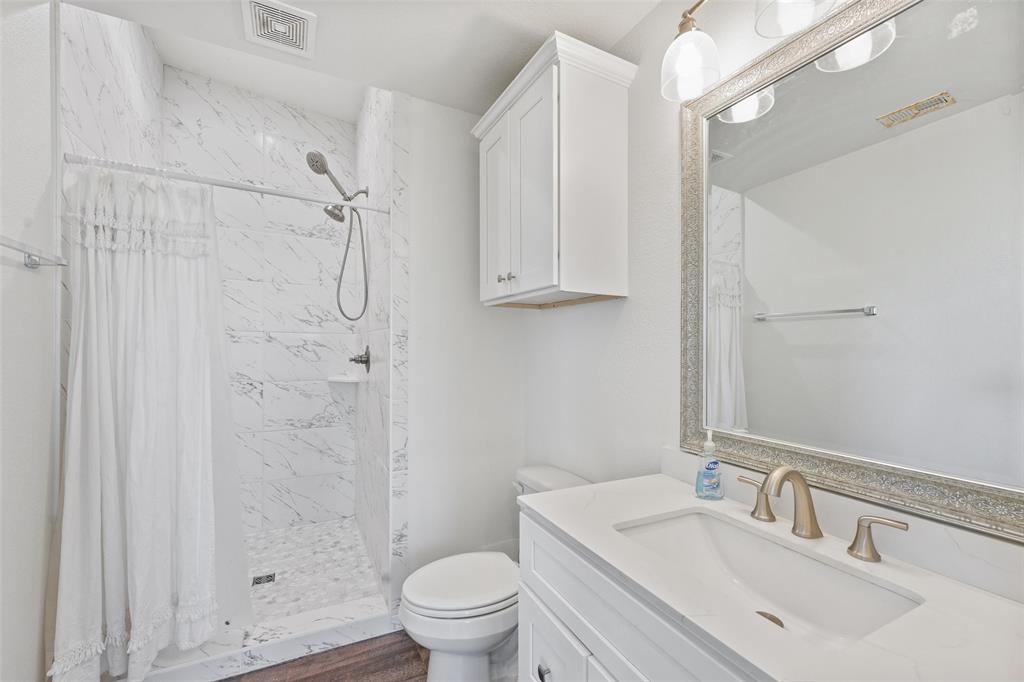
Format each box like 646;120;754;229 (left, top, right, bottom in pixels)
327;374;366;384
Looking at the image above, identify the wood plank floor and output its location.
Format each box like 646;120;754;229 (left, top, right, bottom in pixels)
225;631;429;682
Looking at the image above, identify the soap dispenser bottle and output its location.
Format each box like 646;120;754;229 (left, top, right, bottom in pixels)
696;429;724;500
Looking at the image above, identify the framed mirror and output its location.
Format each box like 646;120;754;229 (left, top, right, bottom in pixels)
680;0;1024;540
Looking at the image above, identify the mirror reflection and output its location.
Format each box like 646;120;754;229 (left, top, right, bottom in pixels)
706;0;1024;489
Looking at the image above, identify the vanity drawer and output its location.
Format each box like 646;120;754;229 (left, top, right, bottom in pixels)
520;515;762;682
519;584;591;682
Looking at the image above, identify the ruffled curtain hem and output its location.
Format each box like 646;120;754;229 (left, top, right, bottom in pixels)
48;598;218;678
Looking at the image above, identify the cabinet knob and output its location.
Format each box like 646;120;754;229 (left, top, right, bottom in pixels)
497;274;506;283
507;272;516;280
537;664;551;682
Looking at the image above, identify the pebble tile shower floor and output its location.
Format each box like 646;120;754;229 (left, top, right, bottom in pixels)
246;518;381;621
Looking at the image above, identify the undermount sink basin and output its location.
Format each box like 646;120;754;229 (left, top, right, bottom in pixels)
616;509;923;643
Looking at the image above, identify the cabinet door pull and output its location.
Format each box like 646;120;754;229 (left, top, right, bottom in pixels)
537;664;551;681
497;274;506;283
507;272;517;280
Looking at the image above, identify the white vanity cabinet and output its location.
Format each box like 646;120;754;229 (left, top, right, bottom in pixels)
518;514;757;682
472;33;636;308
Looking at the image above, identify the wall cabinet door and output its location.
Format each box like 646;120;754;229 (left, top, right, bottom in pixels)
509;64;558;295
473;34;635;307
479;112;511;301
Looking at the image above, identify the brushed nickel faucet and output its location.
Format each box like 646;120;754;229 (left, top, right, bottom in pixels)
760;466;823;539
847;515;908;562
736;475;776;522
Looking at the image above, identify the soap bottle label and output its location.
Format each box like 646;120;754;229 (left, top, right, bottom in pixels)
702;461;720;489
697;459;723;499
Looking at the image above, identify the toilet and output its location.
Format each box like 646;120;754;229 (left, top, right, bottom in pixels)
399;465;589;682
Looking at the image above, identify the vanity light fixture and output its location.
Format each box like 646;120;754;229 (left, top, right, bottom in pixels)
717;85;775;123
754;0;835;38
661;0;720;103
815;19;896;72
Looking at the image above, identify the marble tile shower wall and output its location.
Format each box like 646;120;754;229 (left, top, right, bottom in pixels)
60;4;164;165
161;66;366;531
58;5;166;405
387;93;412;617
354;88;394;590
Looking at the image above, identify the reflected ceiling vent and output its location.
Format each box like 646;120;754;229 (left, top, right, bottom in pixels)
242;0;316;59
876;91;956;128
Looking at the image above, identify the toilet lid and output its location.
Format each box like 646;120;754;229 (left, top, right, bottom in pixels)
402;552;518;614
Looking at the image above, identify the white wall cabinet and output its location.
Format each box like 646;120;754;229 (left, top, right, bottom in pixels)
472;33;637;308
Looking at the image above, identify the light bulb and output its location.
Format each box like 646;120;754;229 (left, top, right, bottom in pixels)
717;86;775;124
833;32;873;70
661;29;721;103
755;0;836;38
815;20;896;73
774;0;815;35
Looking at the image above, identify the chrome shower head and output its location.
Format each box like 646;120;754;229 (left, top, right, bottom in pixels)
324;204;346;223
306;150;329;175
307;149;353;201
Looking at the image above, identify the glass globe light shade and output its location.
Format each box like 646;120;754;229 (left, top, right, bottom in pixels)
755;0;836;38
815;20;896;73
661;29;720;103
717;86;776;124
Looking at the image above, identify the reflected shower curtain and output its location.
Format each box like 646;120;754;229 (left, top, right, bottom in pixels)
51;167;224;681
707;186;749;432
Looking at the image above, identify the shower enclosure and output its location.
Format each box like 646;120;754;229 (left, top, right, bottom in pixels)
57;4;411;677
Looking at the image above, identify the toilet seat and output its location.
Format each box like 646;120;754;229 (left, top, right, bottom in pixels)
403;592;518;619
401;552;519;620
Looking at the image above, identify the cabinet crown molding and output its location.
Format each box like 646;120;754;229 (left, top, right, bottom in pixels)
471;31;637;140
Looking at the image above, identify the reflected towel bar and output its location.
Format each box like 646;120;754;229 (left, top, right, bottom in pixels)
753;305;878;321
0;235;68;269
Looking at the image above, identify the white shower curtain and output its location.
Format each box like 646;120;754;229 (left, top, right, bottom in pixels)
50;167;224;681
707;186;749;432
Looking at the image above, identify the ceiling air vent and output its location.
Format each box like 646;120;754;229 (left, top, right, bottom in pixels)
876;91;956;128
242;0;317;59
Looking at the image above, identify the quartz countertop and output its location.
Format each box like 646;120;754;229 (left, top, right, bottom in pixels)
518;474;1024;682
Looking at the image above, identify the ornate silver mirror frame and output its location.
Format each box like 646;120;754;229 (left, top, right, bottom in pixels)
680;0;1024;542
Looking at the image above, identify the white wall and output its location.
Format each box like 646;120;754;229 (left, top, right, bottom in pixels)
405;96;528;570
740;93;1024;487
520;1;779;483
0;1;58;679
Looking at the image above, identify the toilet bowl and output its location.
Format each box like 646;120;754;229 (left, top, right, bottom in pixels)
399;552;519;682
399;466;589;682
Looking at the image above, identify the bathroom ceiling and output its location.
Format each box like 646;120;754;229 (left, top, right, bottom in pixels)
709;0;1024;192
67;0;658;116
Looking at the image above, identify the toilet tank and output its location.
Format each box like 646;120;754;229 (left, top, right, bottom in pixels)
514;465;589;496
511;466;588;561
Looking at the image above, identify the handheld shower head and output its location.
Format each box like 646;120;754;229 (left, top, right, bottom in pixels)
306;149;353;201
306;150;329;176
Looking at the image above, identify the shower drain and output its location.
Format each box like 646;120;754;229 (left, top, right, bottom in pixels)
756;610;784;629
251;572;276;586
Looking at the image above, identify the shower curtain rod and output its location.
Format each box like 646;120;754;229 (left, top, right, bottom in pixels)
63;153;389;215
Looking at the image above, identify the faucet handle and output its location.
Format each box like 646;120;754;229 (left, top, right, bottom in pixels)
737;476;776;523
847;515;908;562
